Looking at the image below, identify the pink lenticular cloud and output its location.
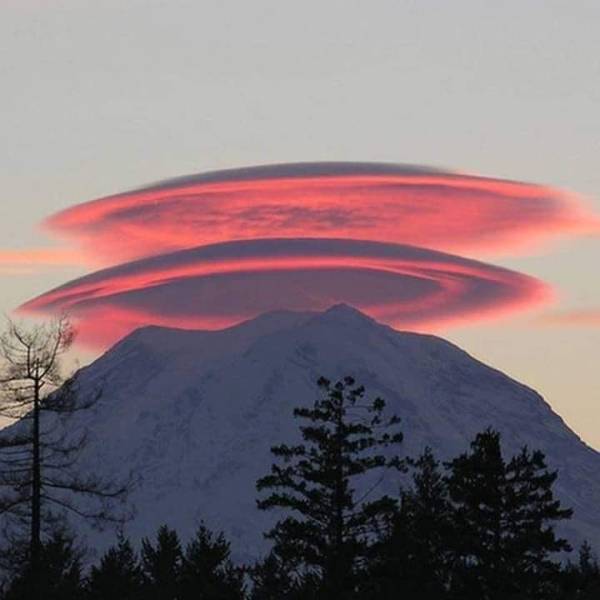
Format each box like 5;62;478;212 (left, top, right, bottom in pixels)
19;239;551;349
44;162;598;264
21;162;597;348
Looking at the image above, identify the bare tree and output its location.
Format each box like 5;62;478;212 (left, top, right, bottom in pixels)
0;317;130;593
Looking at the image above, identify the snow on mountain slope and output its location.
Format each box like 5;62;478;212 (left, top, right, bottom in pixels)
22;305;600;560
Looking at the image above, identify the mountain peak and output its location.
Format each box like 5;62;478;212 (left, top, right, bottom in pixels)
318;303;378;325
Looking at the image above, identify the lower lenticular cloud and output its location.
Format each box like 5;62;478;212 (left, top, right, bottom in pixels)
20;239;550;348
45;162;597;263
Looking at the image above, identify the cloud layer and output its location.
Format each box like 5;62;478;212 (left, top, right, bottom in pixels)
45;162;597;263
21;238;550;347
19;162;597;348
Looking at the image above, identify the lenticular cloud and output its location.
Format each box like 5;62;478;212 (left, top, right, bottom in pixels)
45;162;595;262
20;162;596;348
21;238;550;347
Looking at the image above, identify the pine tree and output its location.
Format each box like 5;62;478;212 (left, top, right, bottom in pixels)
86;535;143;600
249;551;308;600
576;542;600;598
3;528;84;600
256;376;404;599
445;429;572;600
179;523;245;600
367;447;453;598
560;542;600;600
141;525;183;600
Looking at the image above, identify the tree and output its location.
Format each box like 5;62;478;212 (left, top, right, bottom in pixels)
560;542;600;600
574;542;600;599
141;525;183;600
180;523;245;600
367;447;453;598
256;376;404;598
86;534;143;600
0;317;129;597
249;551;303;600
445;429;573;600
2;527;84;600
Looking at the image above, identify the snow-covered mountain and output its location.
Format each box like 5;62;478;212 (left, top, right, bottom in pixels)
37;306;600;559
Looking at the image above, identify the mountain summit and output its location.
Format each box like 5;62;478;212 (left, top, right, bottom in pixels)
40;307;600;559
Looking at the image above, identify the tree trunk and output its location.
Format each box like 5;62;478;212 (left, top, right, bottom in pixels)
31;377;42;598
329;399;348;596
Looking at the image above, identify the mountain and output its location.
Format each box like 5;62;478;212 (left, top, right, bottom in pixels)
26;305;600;560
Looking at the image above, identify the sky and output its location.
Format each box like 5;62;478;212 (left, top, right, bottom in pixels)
1;1;599;447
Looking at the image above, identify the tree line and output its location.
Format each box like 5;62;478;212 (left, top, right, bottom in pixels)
0;321;599;599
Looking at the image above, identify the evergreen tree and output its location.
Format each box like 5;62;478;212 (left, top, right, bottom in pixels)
256;376;403;599
86;535;143;600
249;551;310;600
366;447;453;598
141;525;183;600
575;542;600;598
3;528;84;600
446;429;572;600
179;523;245;600
560;542;600;600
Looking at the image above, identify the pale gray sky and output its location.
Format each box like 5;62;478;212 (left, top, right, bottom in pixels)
1;1;599;446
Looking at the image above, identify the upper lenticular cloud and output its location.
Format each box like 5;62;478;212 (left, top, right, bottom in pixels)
45;162;596;264
20;238;551;348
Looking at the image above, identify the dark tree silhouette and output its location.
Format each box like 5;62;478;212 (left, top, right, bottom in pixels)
141;525;183;600
2;527;84;600
249;551;303;600
179;523;245;600
86;534;143;600
445;429;573;600
256;376;404;598
367;447;453;598
560;542;600;600
0;317;130;598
